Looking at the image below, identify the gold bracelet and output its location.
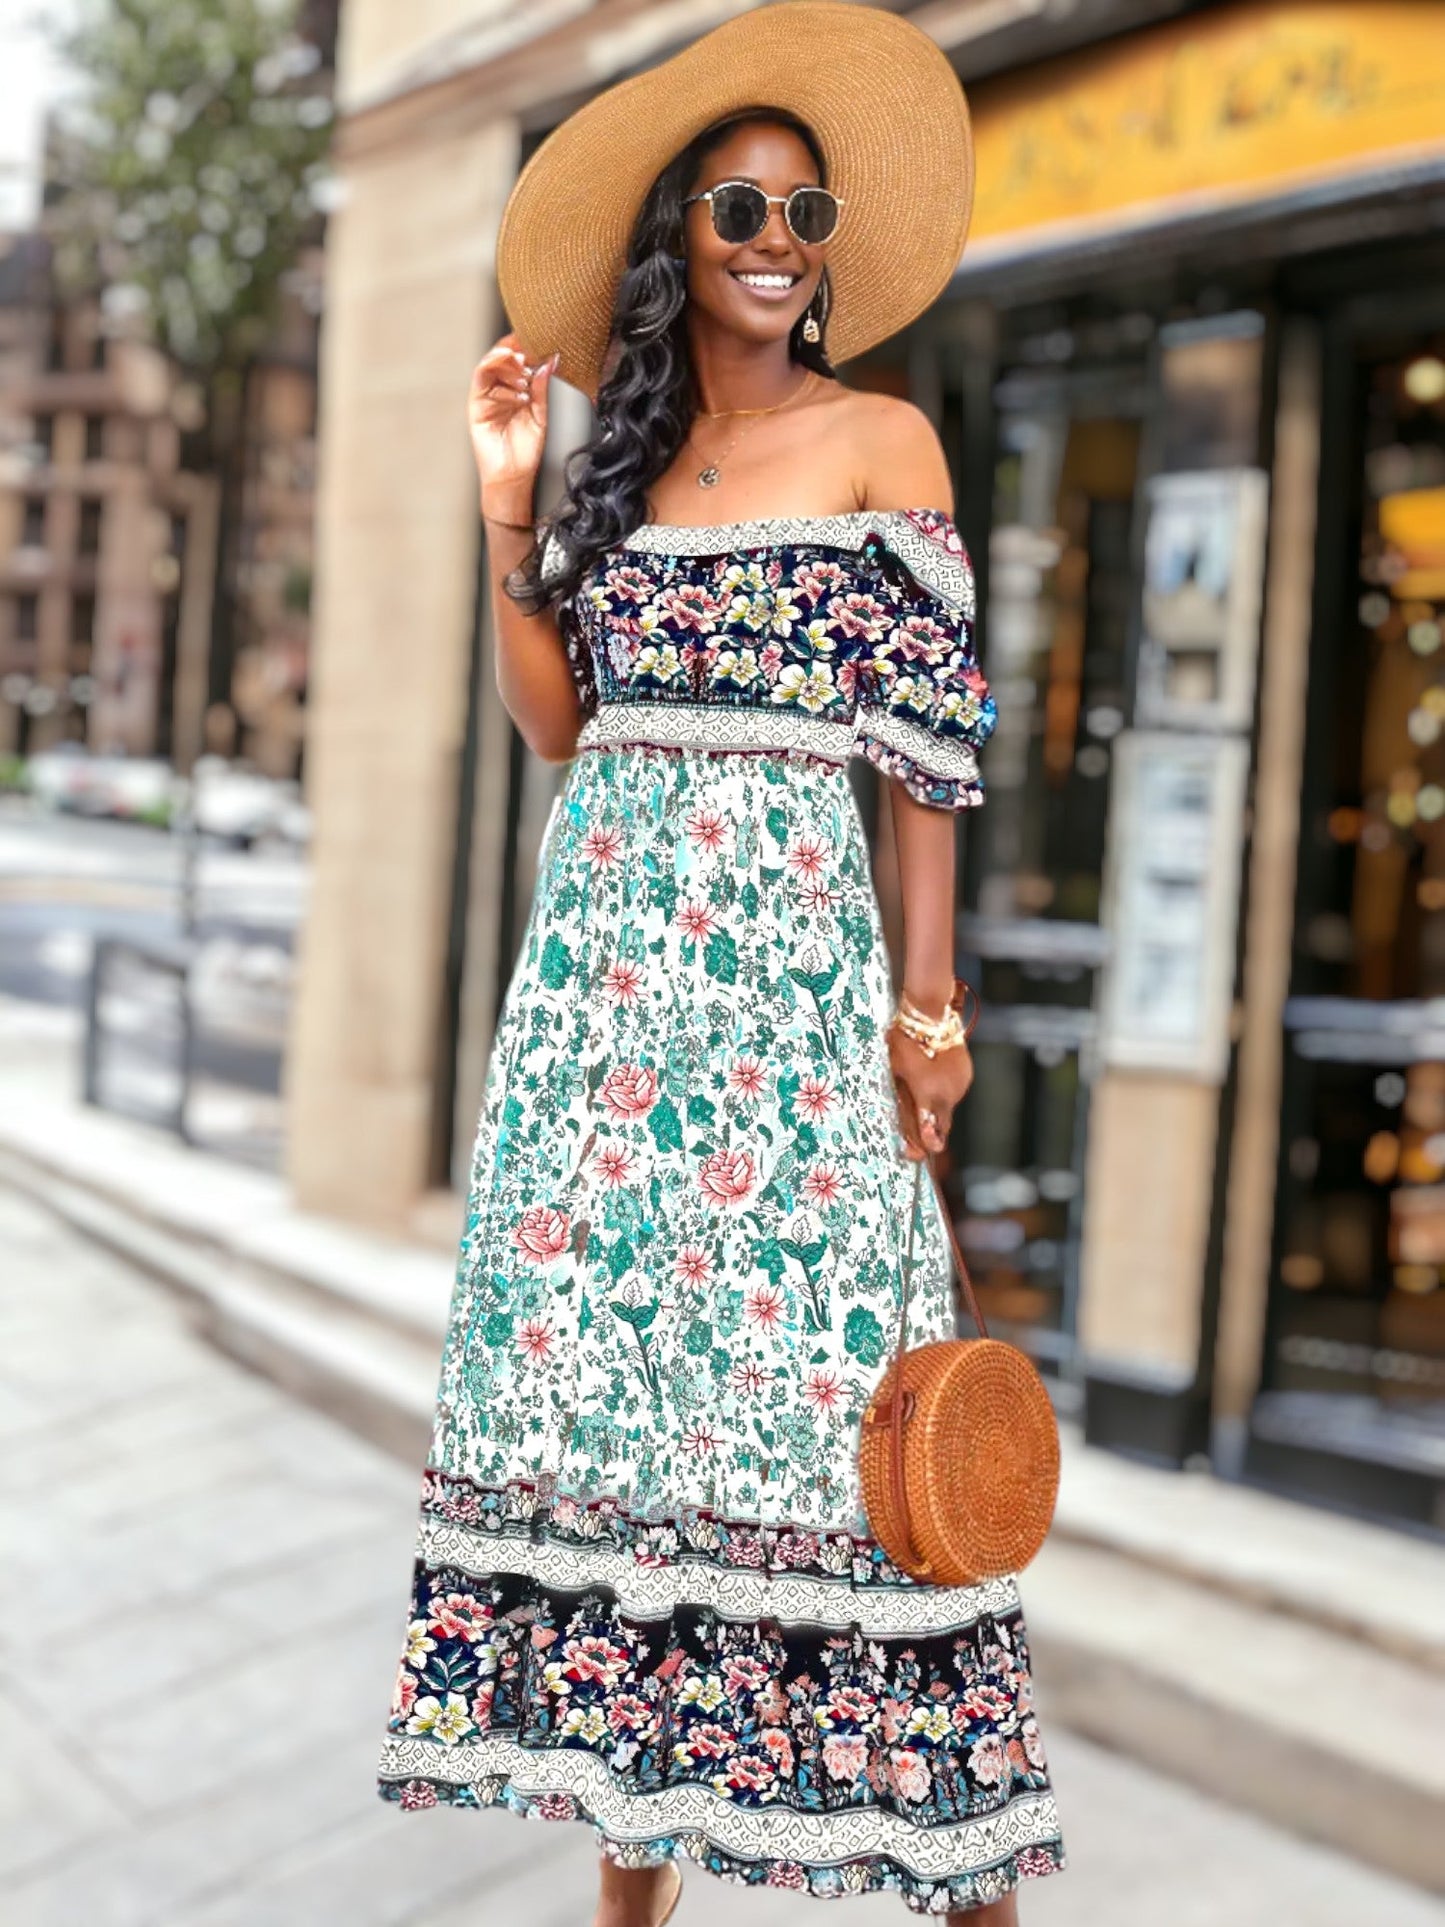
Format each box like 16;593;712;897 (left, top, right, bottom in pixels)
890;998;969;1058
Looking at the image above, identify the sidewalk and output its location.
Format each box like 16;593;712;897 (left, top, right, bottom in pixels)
3;995;1445;1900
6;1180;1445;1927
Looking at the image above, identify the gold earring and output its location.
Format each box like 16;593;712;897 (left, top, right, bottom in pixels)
802;314;821;344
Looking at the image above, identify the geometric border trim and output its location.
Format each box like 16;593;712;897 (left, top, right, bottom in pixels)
575;700;981;793
378;1731;1063;1881
616;510;975;616
416;1517;1023;1636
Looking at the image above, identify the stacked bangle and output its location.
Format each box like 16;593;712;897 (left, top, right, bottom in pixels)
889;979;979;1058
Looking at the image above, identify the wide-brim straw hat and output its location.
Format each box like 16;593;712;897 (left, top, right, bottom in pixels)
496;1;973;401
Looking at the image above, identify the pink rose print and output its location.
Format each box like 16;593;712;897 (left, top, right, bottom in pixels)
827;1684;875;1723
727;1056;766;1099
827;591;889;641
660;582;727;632
802;1367;846;1414
601;958;644;1005
724;1655;772;1694
676;900;720;941
760;1726;796;1776
579;822;624;866
758;641;784;678
391;1668;418;1719
603;564;653;604
516;1317;556;1363
961;1684;1015;1725
786;834;830;880
607;1693;654;1734
892;613;952;661
765;1864;808;1891
775;1530;820;1570
533;1793;577;1821
1017;1847;1059;1878
891;1747;932;1803
822;1732;869;1783
685;806;730;852
398;1780;438;1810
725;1529;765;1568
470;1683;494;1727
560;1635;630;1686
795;1074;835;1119
835;658;864;703
726;1754;773;1791
512;1205;570;1263
675;1245;712;1289
796;558;847;602
598;1063;659;1118
803;1160;845;1208
698;1146;756;1204
687;1721;733;1760
744;1282;786;1329
593;1144;634;1187
428;1592;491;1640
969;1732;1009;1786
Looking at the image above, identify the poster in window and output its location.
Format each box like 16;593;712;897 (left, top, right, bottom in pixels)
1136;468;1269;732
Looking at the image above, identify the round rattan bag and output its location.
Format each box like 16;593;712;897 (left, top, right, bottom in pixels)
859;1157;1060;1587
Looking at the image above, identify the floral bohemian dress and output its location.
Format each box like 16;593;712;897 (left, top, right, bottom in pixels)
376;509;1066;1912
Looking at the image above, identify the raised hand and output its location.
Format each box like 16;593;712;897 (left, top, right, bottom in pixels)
468;332;558;523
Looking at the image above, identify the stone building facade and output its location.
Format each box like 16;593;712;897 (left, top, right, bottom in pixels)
291;0;1445;1530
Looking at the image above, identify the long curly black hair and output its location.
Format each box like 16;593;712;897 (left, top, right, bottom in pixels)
506;108;837;617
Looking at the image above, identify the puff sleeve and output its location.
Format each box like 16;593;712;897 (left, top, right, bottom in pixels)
854;509;996;810
539;523;598;722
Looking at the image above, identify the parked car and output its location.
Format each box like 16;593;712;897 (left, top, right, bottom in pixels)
26;746;177;823
186;758;310;848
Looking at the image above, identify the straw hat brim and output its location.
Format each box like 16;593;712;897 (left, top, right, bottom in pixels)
496;2;973;401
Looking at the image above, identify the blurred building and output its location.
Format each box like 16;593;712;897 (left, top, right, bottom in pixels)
0;232;321;775
293;0;1445;1534
0;231;219;763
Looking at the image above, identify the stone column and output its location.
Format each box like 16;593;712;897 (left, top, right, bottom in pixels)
286;114;519;1229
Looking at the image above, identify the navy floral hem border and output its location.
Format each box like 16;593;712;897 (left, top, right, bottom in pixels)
377;1768;1066;1914
377;1525;1064;1913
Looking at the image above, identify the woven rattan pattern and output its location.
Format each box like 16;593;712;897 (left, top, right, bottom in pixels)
860;1340;1061;1587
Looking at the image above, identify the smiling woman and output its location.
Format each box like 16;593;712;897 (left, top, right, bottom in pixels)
372;7;1065;1923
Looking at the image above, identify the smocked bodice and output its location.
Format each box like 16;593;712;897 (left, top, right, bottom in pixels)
550;507;995;810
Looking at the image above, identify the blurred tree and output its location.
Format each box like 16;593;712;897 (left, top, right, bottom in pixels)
46;0;336;760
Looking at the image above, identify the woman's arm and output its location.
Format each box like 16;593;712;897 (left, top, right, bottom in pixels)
855;393;976;1158
469;335;583;763
887;788;974;1158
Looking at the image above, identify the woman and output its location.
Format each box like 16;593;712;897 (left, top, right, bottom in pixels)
376;6;1065;1921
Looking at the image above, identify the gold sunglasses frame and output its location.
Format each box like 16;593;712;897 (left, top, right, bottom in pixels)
682;180;845;247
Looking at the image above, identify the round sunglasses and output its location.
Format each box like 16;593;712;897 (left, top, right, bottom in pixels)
683;180;843;248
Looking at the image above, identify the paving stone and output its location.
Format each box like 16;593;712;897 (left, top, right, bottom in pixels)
5;1181;1445;1927
0;1682;134;1888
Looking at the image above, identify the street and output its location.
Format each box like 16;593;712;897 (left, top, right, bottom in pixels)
3;1182;1443;1927
0;800;305;1168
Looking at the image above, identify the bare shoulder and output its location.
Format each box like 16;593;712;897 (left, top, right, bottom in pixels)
818;385;954;515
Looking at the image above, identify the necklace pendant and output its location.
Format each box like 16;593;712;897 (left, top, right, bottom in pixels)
697;465;721;488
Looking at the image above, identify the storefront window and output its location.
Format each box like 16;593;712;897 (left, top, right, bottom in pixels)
1269;327;1445;1494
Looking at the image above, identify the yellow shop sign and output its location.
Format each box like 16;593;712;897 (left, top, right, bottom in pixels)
968;0;1445;256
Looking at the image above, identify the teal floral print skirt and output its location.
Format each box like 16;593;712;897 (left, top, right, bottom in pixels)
377;744;1065;1912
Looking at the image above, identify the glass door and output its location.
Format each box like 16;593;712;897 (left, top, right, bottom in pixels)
1260;304;1445;1527
953;358;1145;1396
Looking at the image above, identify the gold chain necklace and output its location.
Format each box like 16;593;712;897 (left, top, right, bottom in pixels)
687;371;813;489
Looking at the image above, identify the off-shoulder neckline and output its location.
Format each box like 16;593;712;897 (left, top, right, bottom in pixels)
619;507;955;554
